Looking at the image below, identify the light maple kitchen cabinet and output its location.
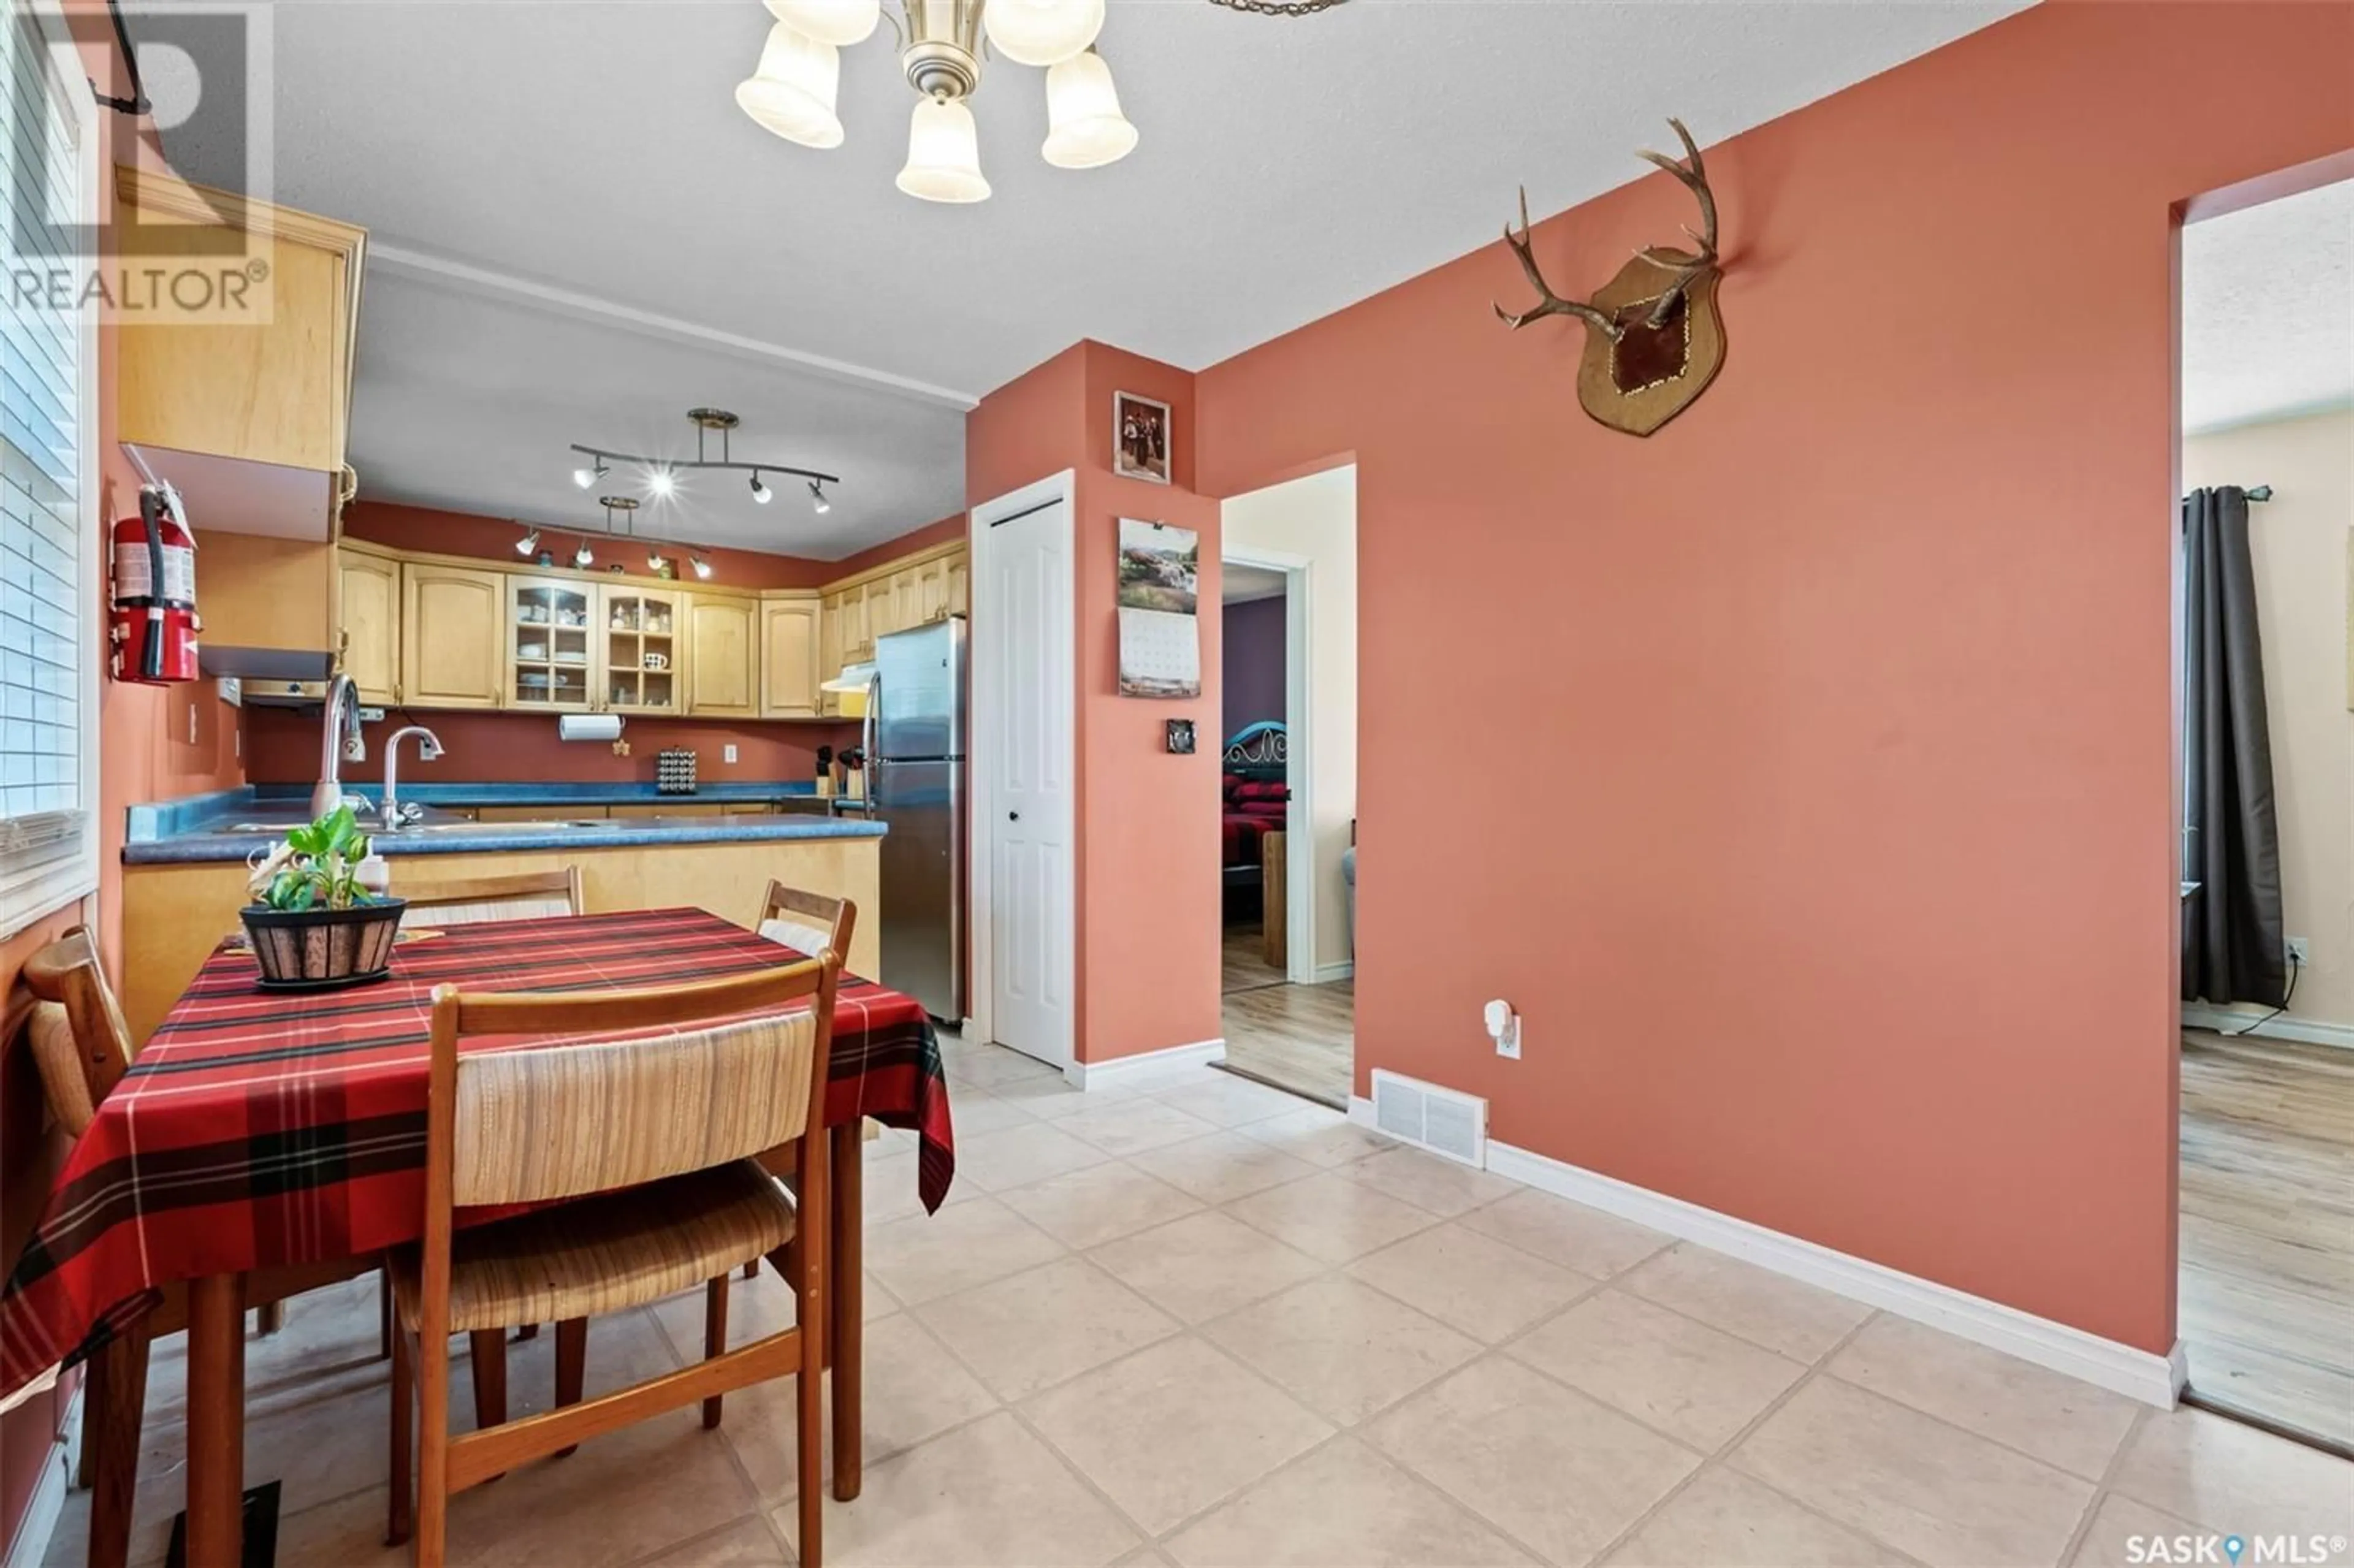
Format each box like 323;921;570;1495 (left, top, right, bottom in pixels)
402;563;506;709
913;557;950;624
506;576;596;710
816;591;845;717
686;595;761;718
947;554;969;616
113;167;365;538
760;594;823;718
866;577;906;650
599;585;685;715
336;544;401;704
836;584;872;666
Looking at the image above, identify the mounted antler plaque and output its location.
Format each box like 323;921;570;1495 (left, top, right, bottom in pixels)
1495;118;1724;438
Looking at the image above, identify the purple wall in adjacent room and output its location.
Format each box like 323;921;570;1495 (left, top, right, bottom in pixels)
1222;595;1286;744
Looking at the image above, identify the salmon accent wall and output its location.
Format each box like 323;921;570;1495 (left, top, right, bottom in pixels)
967;344;1223;1064
1191;0;2354;1355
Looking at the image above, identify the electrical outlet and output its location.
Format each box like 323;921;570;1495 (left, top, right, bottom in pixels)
2286;936;2310;966
723;744;739;764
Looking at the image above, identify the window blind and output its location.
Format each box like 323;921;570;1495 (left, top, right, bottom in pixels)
0;7;94;939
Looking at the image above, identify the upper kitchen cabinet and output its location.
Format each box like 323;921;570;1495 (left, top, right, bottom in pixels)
337;544;401;705
946;554;969;617
687;595;760;719
404;563;506;709
112;167;365;539
507;576;595;710
600;585;684;714
760;594;822;718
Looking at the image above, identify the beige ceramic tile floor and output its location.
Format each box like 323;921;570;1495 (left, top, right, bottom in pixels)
45;1034;2354;1568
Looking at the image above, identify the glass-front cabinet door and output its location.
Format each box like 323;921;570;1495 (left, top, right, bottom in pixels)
507;577;595;709
600;585;684;714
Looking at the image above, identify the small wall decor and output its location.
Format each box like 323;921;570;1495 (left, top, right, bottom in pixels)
1493;118;1725;438
1165;719;1196;754
1116;517;1200;698
1113;390;1173;485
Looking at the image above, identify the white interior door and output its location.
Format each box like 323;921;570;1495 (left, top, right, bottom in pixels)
981;493;1074;1068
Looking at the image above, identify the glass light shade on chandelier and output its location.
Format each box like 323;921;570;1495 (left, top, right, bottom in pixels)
735;23;845;149
983;0;1104;67
896;98;990;204
1042;50;1135;169
763;0;879;47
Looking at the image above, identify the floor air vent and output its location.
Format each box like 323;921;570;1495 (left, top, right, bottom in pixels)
1369;1070;1488;1168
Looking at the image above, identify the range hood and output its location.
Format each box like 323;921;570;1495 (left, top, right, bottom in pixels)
199;644;336;682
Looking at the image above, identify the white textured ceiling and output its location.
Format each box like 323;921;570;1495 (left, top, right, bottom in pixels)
2182;180;2354;436
162;0;2030;556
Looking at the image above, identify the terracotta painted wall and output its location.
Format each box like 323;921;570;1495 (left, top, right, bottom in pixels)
1194;1;2354;1355
966;343;1223;1064
243;706;856;788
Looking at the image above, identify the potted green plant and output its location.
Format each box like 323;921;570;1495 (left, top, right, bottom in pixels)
242;805;406;989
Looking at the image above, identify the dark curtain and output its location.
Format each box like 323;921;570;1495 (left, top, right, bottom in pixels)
2181;486;2287;1008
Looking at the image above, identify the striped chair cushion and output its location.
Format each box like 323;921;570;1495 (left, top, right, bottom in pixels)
453;1010;817;1206
392;1160;794;1331
409;895;574;928
757;916;837;958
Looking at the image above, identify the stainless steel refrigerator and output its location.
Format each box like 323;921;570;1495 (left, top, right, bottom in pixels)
867;617;967;1022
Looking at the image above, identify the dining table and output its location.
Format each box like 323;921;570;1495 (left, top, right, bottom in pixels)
0;906;955;1567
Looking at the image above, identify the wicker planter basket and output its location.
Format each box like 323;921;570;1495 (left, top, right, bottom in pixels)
240;899;407;991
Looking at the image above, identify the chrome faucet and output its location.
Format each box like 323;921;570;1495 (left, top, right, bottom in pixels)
380;726;443;832
310;674;368;819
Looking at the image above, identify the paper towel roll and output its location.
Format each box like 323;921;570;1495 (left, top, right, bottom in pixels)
558;713;624;742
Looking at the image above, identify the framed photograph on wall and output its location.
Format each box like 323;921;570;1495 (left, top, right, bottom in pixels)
1113;390;1172;485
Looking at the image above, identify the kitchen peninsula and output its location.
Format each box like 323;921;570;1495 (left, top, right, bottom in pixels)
116;783;883;1043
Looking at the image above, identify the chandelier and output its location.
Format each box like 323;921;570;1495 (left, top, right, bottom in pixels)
737;0;1354;204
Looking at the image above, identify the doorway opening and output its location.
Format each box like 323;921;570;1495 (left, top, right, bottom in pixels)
2173;170;2353;1453
1215;466;1357;1108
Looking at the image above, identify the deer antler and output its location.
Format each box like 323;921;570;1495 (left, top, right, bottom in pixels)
1493;186;1621;340
1631;117;1719;329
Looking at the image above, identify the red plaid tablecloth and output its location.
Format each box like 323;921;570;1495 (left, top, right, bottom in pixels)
0;907;954;1400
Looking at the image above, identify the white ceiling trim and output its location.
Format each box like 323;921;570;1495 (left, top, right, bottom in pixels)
368;240;981;411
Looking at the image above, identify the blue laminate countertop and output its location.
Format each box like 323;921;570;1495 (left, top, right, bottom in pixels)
125;782;882;866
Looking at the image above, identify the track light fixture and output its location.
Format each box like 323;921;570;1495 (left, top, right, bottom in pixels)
564;409;837;514
514;525;541;557
691;554;714;580
573;537;595;569
809;479;831;515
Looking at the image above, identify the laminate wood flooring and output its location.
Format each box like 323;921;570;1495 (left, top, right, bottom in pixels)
2179;1029;2354;1448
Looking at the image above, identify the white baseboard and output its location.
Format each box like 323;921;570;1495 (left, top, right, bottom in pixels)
1482;1138;2182;1407
1066;1037;1225;1090
2182;1005;2354;1052
1311;961;1355;985
4;1384;81;1568
1347;1094;1376;1128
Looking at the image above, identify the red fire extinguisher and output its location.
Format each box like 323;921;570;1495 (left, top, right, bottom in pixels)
109;485;201;685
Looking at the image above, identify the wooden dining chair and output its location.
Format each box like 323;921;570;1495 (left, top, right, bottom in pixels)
742;882;858;1275
753;878;857;966
395;866;584;926
384;955;839;1568
18;927;384;1568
